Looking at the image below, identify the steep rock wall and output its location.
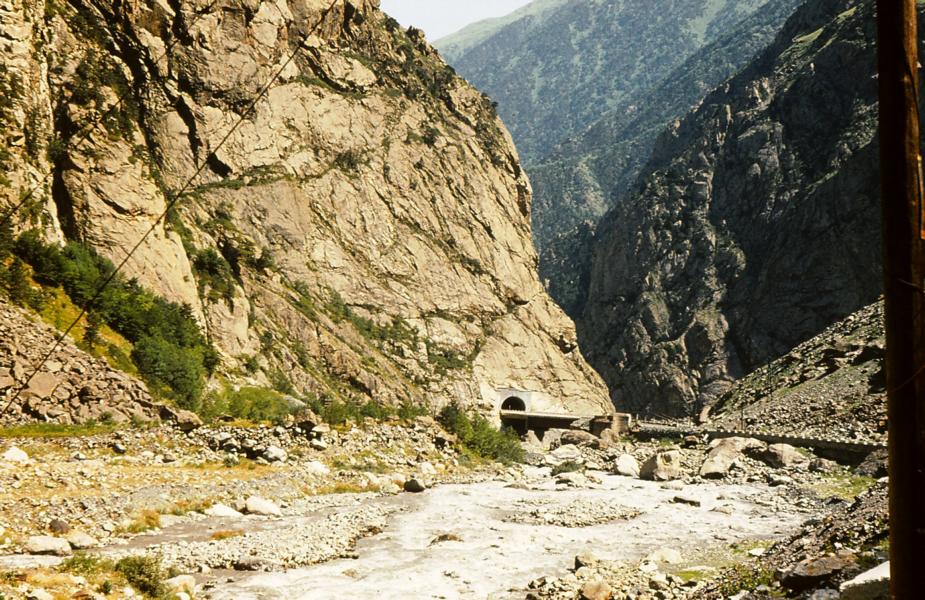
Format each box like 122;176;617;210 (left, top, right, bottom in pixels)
0;0;610;416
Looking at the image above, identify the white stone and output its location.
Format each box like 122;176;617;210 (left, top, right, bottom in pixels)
66;531;99;549
305;460;330;476
645;548;682;564
204;503;243;518
840;561;890;600
613;453;640;478
2;446;29;463
244;496;281;517
263;445;287;462
24;536;72;556
165;574;196;595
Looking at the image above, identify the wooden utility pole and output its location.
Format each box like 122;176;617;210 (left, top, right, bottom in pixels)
877;0;925;596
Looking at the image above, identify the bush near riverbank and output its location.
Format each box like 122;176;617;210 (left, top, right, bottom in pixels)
438;403;524;464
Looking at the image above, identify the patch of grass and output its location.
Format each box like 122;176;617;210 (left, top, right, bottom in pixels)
210;529;244;541
124;510;161;534
0;421;118;439
716;564;784;597
59;553;114;577
39;286;138;375
438;402;524;465
166;498;213;516
808;473;876;501
308;481;374;495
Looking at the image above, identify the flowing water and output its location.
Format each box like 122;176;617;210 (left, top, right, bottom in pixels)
207;469;808;599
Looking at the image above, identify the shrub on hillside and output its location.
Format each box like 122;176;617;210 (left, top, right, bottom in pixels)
303;396;429;426
438;402;524;464
201;386;293;424
12;231;218;409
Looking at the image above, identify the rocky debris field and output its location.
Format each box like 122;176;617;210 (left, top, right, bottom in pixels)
0;413;887;600
0;302;162;425
696;481;889;600
0;415;478;566
708;302;886;445
504;498;640;528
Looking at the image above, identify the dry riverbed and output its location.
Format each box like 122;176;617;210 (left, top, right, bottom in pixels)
0;419;880;600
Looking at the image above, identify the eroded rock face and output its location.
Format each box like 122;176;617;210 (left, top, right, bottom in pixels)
0;0;610;416
580;0;891;417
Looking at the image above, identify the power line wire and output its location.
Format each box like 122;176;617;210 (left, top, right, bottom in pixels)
1;1;340;417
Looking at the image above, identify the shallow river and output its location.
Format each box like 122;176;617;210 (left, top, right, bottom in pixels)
207;469;807;599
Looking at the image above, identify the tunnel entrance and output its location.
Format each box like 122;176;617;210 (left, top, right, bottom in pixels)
500;396;528;435
501;396;526;412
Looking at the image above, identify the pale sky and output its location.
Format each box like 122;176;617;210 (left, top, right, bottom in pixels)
379;0;533;41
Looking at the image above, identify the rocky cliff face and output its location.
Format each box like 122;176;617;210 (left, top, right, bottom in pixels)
531;0;804;315
0;0;610;416
580;0;888;417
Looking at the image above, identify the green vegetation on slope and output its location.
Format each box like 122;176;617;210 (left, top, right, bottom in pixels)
7;230;218;411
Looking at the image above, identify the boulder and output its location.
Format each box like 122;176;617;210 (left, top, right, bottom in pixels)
2;446;29;463
782;555;856;592
165;575;196;596
556;471;590;487
580;580;613;600
173;409;203;432
575;551;601;569
546;444;583;466
640;450;683;481
646;548;683;564
262;445;288;462
244;496;281;517
839;561;889;600
294;410;322;433
855;449;889;478
24;535;72;556
810;457;840;473
671;494;701;507
700;437;764;479
403;477;428;493
747;443;808;468
48;519;70;534
305;460;331;476
613;453;640;478
66;531;99;550
561;430;600;448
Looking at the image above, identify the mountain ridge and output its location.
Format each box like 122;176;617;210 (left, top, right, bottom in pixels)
579;0;889;417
